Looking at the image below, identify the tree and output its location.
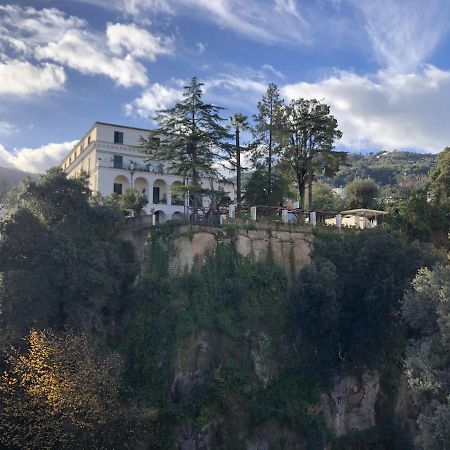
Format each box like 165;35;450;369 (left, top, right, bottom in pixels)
141;77;232;219
280;98;344;209
252;83;285;194
344;178;379;209
0;329;141;449
428;147;450;207
243;169;290;207
308;182;338;210
0;178;8;211
230;113;250;213
120;188;148;217
402;266;450;450
0;169;137;347
289;229;440;377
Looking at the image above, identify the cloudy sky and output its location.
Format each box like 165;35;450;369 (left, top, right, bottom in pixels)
1;0;450;173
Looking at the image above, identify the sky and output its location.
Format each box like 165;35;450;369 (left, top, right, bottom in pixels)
1;0;450;173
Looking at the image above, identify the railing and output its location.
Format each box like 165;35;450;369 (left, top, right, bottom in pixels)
171;198;185;206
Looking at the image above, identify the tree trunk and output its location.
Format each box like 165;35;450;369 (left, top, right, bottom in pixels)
308;162;313;210
268;102;273;195
297;172;306;210
236;127;241;215
307;139;313;210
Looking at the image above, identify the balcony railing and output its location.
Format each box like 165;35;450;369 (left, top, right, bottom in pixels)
97;160;168;174
171;198;185;206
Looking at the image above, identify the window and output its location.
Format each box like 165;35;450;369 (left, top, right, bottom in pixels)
114;131;123;144
88;135;91;145
153;186;160;204
113;183;123;195
113;155;123;169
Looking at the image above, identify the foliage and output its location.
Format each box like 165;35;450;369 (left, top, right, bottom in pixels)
0;329;142;449
243;169;290;207
279;98;345;208
141;77;232;216
388;190;446;244
344;178;379;209
428;147;450;207
251;83;285;192
332;424;412;450
333;150;437;189
308;181;338;210
119;188;148;216
402;265;450;450
0;169;137;347
289;229;440;380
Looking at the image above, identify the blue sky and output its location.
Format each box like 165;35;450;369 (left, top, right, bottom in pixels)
1;0;450;172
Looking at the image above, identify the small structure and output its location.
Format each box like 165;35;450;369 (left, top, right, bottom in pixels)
326;209;388;229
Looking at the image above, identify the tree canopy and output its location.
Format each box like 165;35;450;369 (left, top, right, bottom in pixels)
141;77;232;217
0;169;137;347
403;266;450;450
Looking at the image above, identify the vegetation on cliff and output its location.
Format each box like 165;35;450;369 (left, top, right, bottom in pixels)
0;161;448;448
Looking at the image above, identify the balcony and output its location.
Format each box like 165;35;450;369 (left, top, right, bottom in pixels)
171;197;185;206
153;195;167;205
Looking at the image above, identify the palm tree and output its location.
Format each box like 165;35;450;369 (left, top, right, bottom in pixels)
230;113;249;213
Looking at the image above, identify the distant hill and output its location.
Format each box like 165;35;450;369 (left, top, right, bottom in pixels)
332;151;438;187
0;165;38;190
0;166;39;210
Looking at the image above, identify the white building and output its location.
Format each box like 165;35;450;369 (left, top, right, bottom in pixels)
61;122;234;223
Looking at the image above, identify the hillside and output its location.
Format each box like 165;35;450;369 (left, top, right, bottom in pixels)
0;165;38;190
332;150;437;187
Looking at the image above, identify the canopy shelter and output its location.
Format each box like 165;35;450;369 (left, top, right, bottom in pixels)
339;209;388;229
339;209;389;218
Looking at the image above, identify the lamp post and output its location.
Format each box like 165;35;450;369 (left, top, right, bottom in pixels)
130;161;135;188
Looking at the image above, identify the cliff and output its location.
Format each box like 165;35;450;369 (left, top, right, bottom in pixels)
123;224;426;449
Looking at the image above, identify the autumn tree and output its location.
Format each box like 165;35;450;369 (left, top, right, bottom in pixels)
141;77;232;220
251;83;285;194
280;98;344;209
0;329;144;449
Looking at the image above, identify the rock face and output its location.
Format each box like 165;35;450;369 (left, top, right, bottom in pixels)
168;227;312;278
320;371;380;438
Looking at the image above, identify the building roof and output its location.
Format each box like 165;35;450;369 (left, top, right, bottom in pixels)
95;121;151;132
340;209;389;218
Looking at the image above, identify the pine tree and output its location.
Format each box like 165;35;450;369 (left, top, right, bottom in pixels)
251;83;285;194
141;77;232;219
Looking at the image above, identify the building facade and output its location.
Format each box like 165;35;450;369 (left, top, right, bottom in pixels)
61;122;234;223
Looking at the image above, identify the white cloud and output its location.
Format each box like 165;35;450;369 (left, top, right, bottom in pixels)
35;30;149;87
126;68;270;118
125;83;184;117
262;64;285;79
282;65;450;153
106;22;174;60
0;59;66;96
79;0;310;45
0;121;18;136
196;41;206;54
352;0;450;72
0;140;77;173
0;5;173;90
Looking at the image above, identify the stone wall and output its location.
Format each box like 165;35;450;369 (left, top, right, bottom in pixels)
124;223;313;277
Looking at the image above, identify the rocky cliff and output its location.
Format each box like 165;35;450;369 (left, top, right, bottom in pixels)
124;224;418;450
